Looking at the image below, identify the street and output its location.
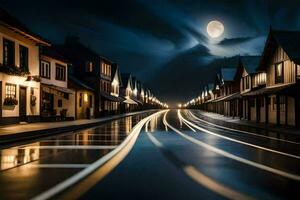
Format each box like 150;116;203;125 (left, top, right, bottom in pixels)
1;110;300;199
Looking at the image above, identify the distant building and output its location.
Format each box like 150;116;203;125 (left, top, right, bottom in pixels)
120;73;138;112
57;36;122;117
68;75;94;120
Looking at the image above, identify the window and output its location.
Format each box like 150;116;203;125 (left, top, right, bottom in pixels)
101;62;111;76
19;45;28;71
79;93;83;107
86;62;93;72
5;83;16;98
40;60;51;78
3;38;15;66
279;96;286;112
89;95;93;107
297;65;300;78
272;97;276;111
55;64;66;81
58;99;62;108
275;62;284;84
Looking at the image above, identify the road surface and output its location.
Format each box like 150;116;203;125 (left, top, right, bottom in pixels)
0;109;299;199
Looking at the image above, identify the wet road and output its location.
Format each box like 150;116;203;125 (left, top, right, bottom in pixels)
0;112;153;199
1;109;300;199
82;109;300;200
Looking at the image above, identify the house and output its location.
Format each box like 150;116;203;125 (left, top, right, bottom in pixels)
68;75;94;120
0;8;50;125
110;63;123;114
57;36;122;117
238;56;264;121
40;47;75;121
212;67;237;116
131;77;143;109
245;29;300;127
120;73;137;112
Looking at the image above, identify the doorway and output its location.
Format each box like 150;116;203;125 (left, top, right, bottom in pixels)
19;86;27;122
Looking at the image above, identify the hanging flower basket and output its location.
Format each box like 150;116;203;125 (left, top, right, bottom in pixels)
3;97;18;106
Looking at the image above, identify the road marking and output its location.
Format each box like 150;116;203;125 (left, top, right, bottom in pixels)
179;111;300;160
28;164;90;169
163;110;300;181
182;120;196;132
39;140;122;143
187;110;300;145
146;117;253;200
32;110;167;200
13;145;117;150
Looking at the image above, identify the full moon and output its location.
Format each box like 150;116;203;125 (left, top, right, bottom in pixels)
207;20;224;38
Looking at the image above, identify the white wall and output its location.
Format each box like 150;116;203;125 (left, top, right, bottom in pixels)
40;55;68;88
0;27;40;117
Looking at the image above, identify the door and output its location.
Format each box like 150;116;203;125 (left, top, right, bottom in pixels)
296;99;300;128
19;87;27;122
256;97;261;122
0;81;2;118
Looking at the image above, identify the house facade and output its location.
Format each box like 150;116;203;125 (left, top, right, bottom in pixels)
110;63;123;114
254;30;300;127
68;75;94;120
0;8;50;125
120;73;137;112
40;47;75;121
57;37;122;117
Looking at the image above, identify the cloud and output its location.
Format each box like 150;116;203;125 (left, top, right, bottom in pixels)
218;37;254;46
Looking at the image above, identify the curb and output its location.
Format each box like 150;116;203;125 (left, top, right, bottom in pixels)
0;109;157;148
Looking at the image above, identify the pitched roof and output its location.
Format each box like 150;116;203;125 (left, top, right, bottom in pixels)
207;83;214;91
121;73;132;88
0;7;50;45
258;29;300;71
272;30;300;63
111;64;123;87
41;46;70;63
240;56;261;74
68;75;94;91
220;68;237;82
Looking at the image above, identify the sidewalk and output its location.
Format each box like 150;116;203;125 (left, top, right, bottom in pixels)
0;110;156;145
190;110;300;136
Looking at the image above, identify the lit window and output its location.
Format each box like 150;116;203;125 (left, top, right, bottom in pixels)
5;83;16;98
86;62;93;72
297;65;300;78
275;62;284;84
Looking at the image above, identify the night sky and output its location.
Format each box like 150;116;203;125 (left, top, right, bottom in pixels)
1;0;300;106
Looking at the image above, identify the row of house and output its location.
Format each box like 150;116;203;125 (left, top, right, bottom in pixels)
0;8;167;125
185;29;300;128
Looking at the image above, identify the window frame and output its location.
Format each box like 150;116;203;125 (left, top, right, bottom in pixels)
19;45;29;71
55;63;66;81
3;38;15;66
275;62;284;84
40;60;51;79
5;83;16;98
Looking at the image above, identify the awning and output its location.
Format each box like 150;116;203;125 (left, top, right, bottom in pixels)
131;97;143;105
123;98;138;105
225;93;242;101
42;84;74;94
100;92;123;102
213;93;239;102
241;84;293;97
